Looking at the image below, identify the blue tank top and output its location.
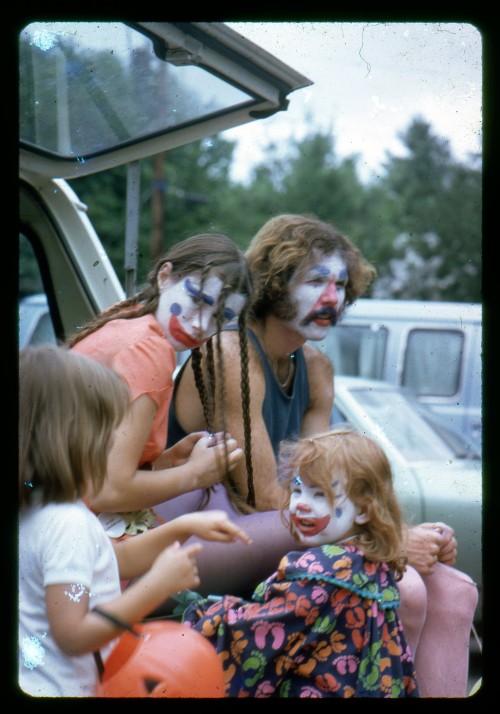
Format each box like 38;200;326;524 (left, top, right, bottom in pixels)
167;327;310;456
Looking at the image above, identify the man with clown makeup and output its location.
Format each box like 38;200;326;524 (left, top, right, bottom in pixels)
158;214;477;697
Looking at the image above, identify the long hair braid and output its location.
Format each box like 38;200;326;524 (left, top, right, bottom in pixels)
65;293;156;347
204;338;216;416
238;309;255;508
194;288;256;513
191;347;214;434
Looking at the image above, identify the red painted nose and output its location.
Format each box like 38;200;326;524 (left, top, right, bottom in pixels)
319;280;338;304
296;503;312;513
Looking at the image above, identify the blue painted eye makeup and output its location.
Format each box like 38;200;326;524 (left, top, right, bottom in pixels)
185;277;215;306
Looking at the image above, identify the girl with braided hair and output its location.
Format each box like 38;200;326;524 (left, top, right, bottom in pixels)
67;233;253;537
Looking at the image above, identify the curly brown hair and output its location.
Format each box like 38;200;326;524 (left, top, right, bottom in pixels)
278;428;407;580
245;214;376;321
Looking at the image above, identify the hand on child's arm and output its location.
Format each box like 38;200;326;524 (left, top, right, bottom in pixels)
420;521;458;566
180;510;252;544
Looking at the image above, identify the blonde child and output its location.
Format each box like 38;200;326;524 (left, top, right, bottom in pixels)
18;345;250;697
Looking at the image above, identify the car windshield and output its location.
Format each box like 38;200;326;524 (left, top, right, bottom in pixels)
347;386;472;461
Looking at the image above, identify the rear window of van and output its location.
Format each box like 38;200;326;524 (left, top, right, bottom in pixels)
402;329;463;397
320;325;388;379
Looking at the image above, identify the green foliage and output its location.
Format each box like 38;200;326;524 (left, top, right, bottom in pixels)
69;134;237;287
67;118;481;303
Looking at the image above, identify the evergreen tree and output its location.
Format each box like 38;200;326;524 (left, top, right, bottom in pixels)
67;118;481;304
372;118;481;301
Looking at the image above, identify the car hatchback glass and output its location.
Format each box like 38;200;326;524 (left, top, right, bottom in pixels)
20;23;250;159
19;21;312;180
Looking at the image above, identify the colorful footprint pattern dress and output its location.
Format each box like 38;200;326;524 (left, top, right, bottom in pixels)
183;541;419;698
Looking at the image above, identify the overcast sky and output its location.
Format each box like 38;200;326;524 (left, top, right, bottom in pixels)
222;22;482;184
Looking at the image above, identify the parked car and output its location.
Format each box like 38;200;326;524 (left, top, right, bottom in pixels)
330;374;482;620
18;293;56;349
312;298;482;454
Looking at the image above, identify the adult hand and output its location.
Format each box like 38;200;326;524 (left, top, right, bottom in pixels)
179;510;252;545
421;521;458;566
403;522;456;576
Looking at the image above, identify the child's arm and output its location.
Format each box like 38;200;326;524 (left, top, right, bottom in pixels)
46;540;202;657
114;510;252;580
86;396;244;512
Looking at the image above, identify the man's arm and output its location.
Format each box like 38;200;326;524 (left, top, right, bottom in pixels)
301;344;334;437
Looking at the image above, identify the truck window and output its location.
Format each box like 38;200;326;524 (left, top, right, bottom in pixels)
322;324;388;379
402;329;463;397
19;233;56;348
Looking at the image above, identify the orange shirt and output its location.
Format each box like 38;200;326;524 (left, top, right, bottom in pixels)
72;314;176;466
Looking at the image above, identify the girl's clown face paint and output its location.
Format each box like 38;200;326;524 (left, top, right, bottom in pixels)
156;267;246;351
289;475;360;546
284;252;348;341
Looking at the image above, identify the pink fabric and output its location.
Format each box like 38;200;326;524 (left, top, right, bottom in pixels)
72;314;176;465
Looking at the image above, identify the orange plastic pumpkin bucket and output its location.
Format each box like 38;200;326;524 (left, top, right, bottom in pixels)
95;620;226;698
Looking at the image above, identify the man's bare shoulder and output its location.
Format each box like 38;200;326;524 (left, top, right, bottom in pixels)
219;329;261;365
302;342;334;375
219;329;244;357
218;329;265;407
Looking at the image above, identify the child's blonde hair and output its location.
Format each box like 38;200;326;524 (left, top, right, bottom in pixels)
19;345;130;508
278;428;407;580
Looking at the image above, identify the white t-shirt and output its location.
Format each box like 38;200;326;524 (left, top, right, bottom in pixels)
18;499;121;697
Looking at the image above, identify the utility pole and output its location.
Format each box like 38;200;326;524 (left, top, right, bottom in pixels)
151;152;166;260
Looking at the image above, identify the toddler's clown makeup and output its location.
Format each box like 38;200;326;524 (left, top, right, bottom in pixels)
283;252;348;341
156;266;246;351
289;474;362;546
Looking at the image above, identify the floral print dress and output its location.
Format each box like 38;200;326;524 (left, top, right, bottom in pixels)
183;540;419;698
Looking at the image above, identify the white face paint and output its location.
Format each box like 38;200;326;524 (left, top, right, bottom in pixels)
155;269;246;351
289;475;361;546
283;252;348;341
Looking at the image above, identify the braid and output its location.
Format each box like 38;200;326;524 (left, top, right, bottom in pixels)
238;311;255;508
191;347;214;434
65;294;151;347
214;291;230;479
205;339;216;406
65;275;160;348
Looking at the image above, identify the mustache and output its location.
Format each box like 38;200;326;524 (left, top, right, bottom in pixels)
301;306;338;327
